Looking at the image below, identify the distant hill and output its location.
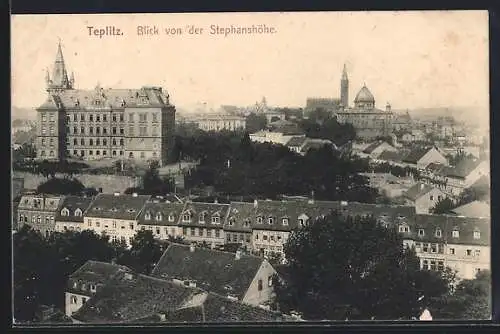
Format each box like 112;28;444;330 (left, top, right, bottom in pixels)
12;107;37;121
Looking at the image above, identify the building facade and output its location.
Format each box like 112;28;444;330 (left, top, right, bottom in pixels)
55;195;93;232
17;194;65;236
36;42;176;166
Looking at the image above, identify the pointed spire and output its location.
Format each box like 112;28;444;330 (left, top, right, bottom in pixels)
342;63;348;80
50;40;70;89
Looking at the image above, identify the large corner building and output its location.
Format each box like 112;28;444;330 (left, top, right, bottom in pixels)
36;42;176;166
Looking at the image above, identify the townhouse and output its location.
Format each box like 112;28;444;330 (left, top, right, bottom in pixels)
55;196;94;232
403;182;451;214
83;193;151;246
136;200;185;239
17;194;65;236
177;201;230;247
223;201;255;250
399;214;490;280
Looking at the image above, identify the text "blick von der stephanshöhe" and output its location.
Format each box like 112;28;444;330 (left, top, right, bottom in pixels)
137;24;277;37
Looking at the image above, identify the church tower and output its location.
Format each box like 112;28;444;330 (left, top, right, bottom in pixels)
46;40;73;93
340;64;349;108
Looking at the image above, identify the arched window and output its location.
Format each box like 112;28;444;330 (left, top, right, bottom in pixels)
156;212;162;221
144;211;151;220
74;208;82;217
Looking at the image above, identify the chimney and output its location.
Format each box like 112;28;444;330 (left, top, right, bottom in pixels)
189;244;195;252
113;192;120;197
253;199;258;208
235;249;242;260
132;193;138;197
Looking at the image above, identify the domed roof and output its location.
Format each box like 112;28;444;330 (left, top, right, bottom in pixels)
354;84;375;104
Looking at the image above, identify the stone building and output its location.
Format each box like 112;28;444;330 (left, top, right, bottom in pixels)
36;42;176;166
16;194;65;236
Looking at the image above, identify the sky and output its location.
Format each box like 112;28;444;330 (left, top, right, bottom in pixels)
12;11;489;114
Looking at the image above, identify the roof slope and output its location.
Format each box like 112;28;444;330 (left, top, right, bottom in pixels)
151;244;264;299
69;260;132;286
403;183;437;201
402;147;432;164
451;201;490;218
85;194;151;220
56;196;93;223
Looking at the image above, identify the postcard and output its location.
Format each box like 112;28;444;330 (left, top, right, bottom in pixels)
11;11;491;325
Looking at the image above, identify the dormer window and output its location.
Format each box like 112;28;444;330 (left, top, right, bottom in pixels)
228;218;235;226
182;212;191;222
268;217;274;225
473;230;481;240
212;216;220;224
298;214;309;227
452;229;460;238
156;212;162;221
168;214;175;222
73;281;78;289
74;208;82;217
435;229;442;238
257;216;263;224
282;218;289;226
127;209;136;213
93;207;101;211
144;212;151;220
398;224;410;233
418;229;425;237
199;212;206;223
111;208;118;212
90;284;96;292
61;208;69;216
243;220;250;228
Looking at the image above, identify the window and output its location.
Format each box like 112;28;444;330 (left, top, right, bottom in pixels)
430;261;437;271
120;114;124;122
215;229;220;238
71;295;77;304
190;228;195;236
156;228;161;235
431;244;437;253
452;229;460;238
152;113;158;122
155;212;162;221
89;114;94;122
418;229;425;237
474;231;481;239
474;249;481;257
422;260;429;270
257;216;263;224
399;224;409;233
212;216;220;224
422;243;429;252
258;279;263;291
282;218;289;226
37;216;41;223
430;195;434;201
466;249;472;256
112;221;117;228
168;214;175;222
112;127;117;135
90;284;96;292
268;217;274;225
268;275;273;287
120;128;124;135
61;208;69;216
145;212;151;220
96;221;100;227
207;229;212;238
449;247;455;255
263;235;268;241
198;229;203;237
120;139;124;146
129;113;134;122
103;115;107;122
435;229;442;238
89;139;94;146
96;115;100;122
182;213;191;222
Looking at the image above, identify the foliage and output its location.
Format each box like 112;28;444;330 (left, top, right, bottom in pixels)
13;226;166;323
36;177;85;196
369;162;411;178
435;270;491;319
447;151;476;167
273;212;454;320
299;109;356;146
245;113;268;133
176;131;376;203
125;161;175;195
430;198;456;214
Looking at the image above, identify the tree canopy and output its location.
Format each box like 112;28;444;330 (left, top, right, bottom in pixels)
245;113;268;133
36;178;86;196
299;108;356;146
273;212;455;320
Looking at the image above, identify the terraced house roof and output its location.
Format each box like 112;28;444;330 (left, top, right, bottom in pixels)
179;202;231;228
438;158;488;179
403;182;441;201
84;194;151;220
224;202;256;233
401;214;490;247
18;194;65;212
151;244;265;300
55;196;93;223
137;202;186;226
68;261;132;295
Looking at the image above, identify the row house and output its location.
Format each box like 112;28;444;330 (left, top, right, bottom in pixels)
55;196;94;232
83;193;151;246
178;202;230;247
136;201;185;239
17;194;65;236
399;214;490;280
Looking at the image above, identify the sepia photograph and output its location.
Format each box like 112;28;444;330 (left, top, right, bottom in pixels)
11;11;491;325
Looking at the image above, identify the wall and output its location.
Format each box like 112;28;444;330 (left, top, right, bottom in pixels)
83;217;137;247
13;171;140;194
415;188;447;214
64;291;91;317
242;260;276;306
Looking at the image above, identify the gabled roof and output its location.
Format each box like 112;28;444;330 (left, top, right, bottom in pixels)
151;244;267;300
377;150;407;162
55;196;93;223
69;260;132;287
179;202;231;227
404;214;490;246
71;272;198;323
160;292;285;322
403;183;443;201
362;141;391;154
439;158;487;179
450;201;490;219
137;202;186;226
84;194;151;220
224;202;255;232
337;202;416;226
402;147;435;164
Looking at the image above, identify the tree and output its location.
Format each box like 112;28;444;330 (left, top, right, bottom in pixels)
245;113;267;133
430;198;455;214
436;270;491;319
120;230;163;275
36;178;85;196
273;212;453;320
